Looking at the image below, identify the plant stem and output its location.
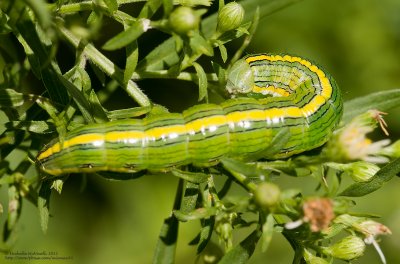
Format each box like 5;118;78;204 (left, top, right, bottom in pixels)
133;70;218;82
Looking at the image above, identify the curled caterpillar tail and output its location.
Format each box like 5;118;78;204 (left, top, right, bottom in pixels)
36;54;343;176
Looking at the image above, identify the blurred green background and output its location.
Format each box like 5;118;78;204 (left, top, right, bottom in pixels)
1;0;400;263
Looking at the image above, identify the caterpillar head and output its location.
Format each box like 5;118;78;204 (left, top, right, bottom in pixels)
226;59;254;97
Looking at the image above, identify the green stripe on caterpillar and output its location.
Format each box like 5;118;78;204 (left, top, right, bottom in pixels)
36;54;343;176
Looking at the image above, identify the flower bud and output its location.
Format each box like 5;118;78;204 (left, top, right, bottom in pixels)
216;2;245;33
379;139;400;158
303;248;329;264
254;182;281;210
168;6;200;35
322;236;365;261
358;220;392;237
335;214;392;238
215;213;236;250
326;161;379;182
349;161;379;182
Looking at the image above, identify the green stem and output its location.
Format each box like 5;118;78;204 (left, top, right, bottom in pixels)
58;26;151;107
133;71;218;82
229;170;258;192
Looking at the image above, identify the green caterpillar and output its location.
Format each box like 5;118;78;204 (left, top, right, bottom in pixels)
37;54;343;176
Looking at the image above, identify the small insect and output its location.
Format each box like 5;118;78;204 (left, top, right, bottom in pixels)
37;54;343;176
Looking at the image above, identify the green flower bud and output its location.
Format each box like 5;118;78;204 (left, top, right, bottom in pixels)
380;139;400;158
215;213;236;250
322;236;365;261
349;161;379;182
334;214;392;237
216;2;245;33
303;248;329;264
168;6;200;35
254;182;281;210
358;220;392;237
326;161;379;182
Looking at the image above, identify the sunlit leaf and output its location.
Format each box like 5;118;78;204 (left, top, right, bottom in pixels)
193;62;208;101
102;19;150;50
343;89;400;124
218;230;262;264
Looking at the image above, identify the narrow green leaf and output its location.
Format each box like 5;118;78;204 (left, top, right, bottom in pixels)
102;19;150;50
218;229;262;264
102;0;118;12
197;217;215;253
139;0;162;18
218;22;251;44
106;106;151;120
35;98;63;130
171;168;209;183
343;89;400;124
89;61;106;86
6;185;21;233
3;184;21;242
189;32;214;57
86;10;103;38
57;73;95;123
153;216;178;264
5;121;55;134
217;42;228;63
162;0;173;16
0;89;25;107
192;62;208;101
38;180;52;234
211;61;226;87
77;67;92;94
222;157;268;180
181;181;200;213
0;131;25;160
174;207;217;221
136;38;180;71
0;11;12;34
230;8;260;65
61;28;151;106
147;104;170;116
23;0;51;29
124;39;139;84
339;158;400;197
153;179;183;264
41;66;70;107
89;90;109;122
175;0;212;6
0;161;10;180
261;214;274;252
14;8;69;105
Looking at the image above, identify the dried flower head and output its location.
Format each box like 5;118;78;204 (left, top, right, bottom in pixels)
302;198;335;232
